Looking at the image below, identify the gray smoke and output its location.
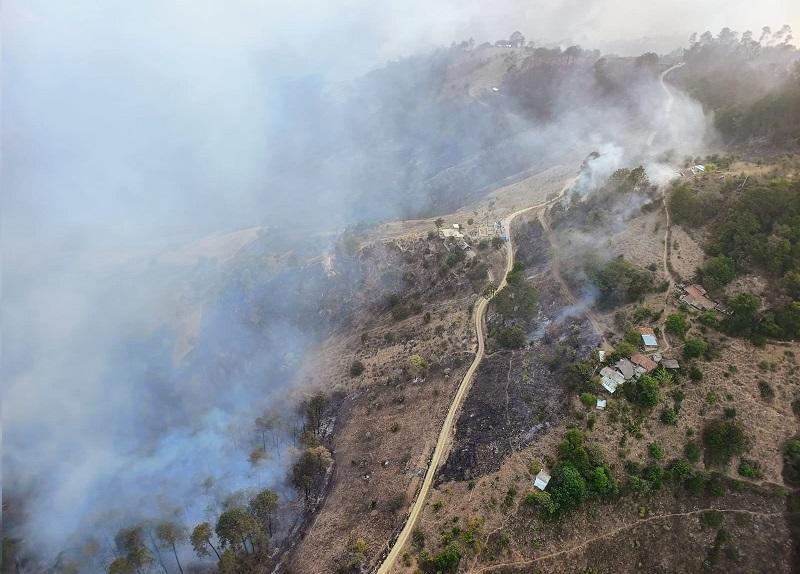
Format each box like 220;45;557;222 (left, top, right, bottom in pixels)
3;0;794;570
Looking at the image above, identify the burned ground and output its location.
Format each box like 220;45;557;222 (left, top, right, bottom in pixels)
440;217;598;483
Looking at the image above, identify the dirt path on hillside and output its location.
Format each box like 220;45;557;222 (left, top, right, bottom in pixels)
472;507;784;573
374;180;574;574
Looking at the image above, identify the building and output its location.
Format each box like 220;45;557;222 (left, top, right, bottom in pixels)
630;353;658;373
596;398;607;410
638;326;659;351
600;366;625;393
533;469;551;491
680;284;717;311
615;358;636;380
661;358;680;369
439;228;464;239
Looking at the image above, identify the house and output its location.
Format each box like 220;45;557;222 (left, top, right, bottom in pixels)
598;350;606;363
630;353;658;373
533;469;551;491
615;358;636;380
661;358;680;369
600;366;625;393
495;40;514;48
638;326;659;351
690;165;706;174
596;398;607;410
439;228;464;239
680;284;717;311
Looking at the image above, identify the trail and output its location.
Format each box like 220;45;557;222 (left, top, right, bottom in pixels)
473;507;783;573
373;180;573;574
651;62;684;350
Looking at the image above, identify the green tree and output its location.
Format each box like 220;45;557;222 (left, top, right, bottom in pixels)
723;293;761;337
579;392;597;409
701;255;736;291
107;558;134;574
703;419;748;466
113;527;153;573
683;336;708;359
665;313;689;338
304;393;328;437
190;522;222;561
248;489;279;537
291;445;333;502
215;507;263;555
622;374;660;408
156;521;186;574
550;464;588;512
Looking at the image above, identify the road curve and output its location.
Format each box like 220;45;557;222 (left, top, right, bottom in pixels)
646;62;685;147
375;179;574;574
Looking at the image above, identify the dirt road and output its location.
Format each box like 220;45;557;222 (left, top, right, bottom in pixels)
374;180;574;574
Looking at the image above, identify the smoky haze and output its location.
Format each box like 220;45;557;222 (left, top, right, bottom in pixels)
2;0;794;570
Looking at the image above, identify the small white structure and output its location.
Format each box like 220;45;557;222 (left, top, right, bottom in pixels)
638;327;659;351
597;350;606;363
600;366;625;393
533;469;551;491
596;398;607;410
439;228;464;239
691;164;706;174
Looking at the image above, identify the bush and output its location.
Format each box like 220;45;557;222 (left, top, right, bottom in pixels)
349;360;365;377
622;374;660;408
648;443;665;460
702;419;748;467
782;437;800;486
524;490;556;515
579;392;597;409
549;464;588;512
589;256;655;309
683;337;709;359
737;459;762;479
427;544;461;573
494;325;526;349
668;458;691;480
689;366;703;381
665;313;689;338
758;381;774;400
701;256;736;291
660;407;678;425
685;441;701;464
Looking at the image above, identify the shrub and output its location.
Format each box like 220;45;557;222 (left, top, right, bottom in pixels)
549;464;588;512
648;443;665;460
758;381;774;400
622;374;660;408
689;366;703;381
702;419;748;467
700;509;723;530
579;392;597;409
668;458;691;480
737;459;762;479
524;490;556;515
683;337;709;359
782;438;800;486
660;407;678;425
665;313;689;338
701;256;736;291
349;360;365;377
428;544;462;573
494;325;526;349
685;441;701;464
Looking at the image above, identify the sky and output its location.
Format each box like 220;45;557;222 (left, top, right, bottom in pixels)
3;0;798;568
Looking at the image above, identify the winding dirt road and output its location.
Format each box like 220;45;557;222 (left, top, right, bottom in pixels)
375;180;574;574
376;63;687;574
